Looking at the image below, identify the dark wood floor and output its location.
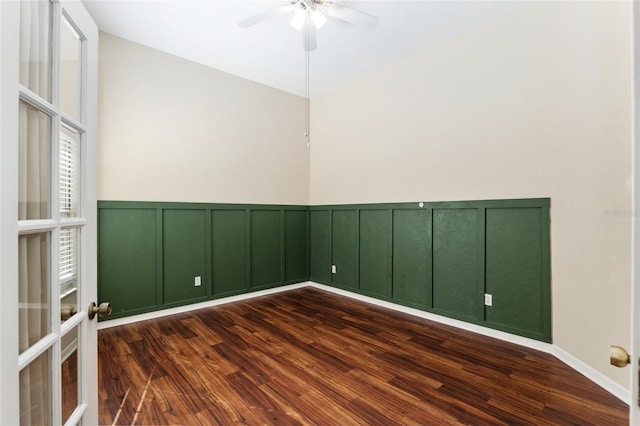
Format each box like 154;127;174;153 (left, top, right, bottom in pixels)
98;287;628;425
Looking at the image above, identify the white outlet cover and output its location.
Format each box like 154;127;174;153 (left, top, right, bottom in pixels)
195;276;202;286
484;293;492;306
331;265;336;274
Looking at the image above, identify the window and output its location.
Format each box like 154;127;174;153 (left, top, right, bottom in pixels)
59;125;79;218
59;125;80;298
59;227;77;297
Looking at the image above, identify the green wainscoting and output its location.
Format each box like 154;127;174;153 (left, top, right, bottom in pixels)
250;209;282;289
284;210;309;282
484;207;551;339
392;209;431;307
98;202;309;320
432;208;483;323
99;198;551;343
211;210;247;295
359;210;392;298
309;198;551;342
98;208;158;316
163;209;208;304
331;210;358;290
309;210;331;283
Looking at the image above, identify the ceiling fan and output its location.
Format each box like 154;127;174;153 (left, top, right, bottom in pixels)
238;0;378;51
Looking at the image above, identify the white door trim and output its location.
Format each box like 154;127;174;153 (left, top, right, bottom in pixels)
630;1;640;423
0;1;20;423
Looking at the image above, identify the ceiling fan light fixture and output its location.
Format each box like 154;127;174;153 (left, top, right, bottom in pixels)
290;8;306;31
239;0;379;50
310;10;327;29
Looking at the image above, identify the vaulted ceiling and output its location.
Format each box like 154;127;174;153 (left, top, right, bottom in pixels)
83;1;516;97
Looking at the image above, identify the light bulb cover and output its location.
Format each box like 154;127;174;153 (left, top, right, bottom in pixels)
289;9;306;31
310;10;327;29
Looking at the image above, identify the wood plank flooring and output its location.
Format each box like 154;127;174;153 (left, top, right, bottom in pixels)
98;287;628;425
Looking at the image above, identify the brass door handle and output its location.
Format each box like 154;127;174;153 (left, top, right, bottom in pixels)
88;302;112;320
61;305;77;321
610;345;631;368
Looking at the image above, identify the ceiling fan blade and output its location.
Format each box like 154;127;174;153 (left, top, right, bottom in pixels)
238;4;293;28
302;20;317;51
324;2;378;28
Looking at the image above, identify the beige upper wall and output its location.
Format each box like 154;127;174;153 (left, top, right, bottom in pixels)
97;33;309;205
310;2;632;388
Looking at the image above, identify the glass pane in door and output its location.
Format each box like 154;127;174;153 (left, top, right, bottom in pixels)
19;0;52;100
60;125;80;218
61;327;79;423
60;227;79;323
59;16;82;121
18;232;51;354
19;101;52;221
20;348;52;425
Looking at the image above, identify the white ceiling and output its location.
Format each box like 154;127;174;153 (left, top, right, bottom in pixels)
82;1;517;97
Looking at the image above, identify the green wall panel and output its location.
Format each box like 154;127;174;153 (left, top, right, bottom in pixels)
98;208;157;315
432;208;482;322
485;208;550;340
212;210;247;295
99;201;308;320
359;210;391;297
250;210;282;288
310;210;331;283
332;210;358;289
392;209;431;307
98;199;551;343
163;209;207;304
285;210;308;281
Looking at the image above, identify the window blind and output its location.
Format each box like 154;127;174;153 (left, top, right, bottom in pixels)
59;127;79;295
59;228;75;281
59;127;78;217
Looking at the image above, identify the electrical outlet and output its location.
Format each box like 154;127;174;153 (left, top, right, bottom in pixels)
484;293;492;306
195;276;201;287
331;265;336;274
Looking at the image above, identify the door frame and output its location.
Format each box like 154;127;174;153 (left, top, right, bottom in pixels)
632;1;640;423
0;1;21;423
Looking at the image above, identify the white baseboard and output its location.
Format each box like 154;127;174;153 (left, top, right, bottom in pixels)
308;282;554;353
551;345;630;404
97;281;630;405
307;282;630;405
97;282;310;330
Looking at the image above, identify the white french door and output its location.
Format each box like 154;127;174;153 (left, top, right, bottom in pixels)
0;1;98;424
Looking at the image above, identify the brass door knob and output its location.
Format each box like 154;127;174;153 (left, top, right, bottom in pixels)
610;345;631;368
61;305;77;321
88;302;112;320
